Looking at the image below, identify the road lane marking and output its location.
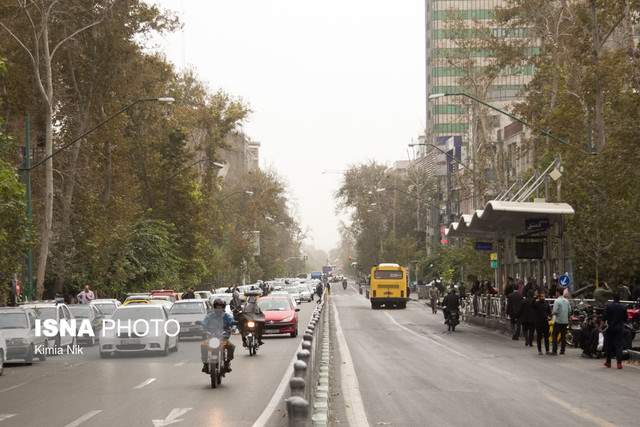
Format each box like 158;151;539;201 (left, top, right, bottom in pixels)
152;408;192;427
63;410;102;427
133;377;156;389
173;361;186;367
333;300;371;427
383;311;470;360
0;414;17;422
0;382;28;393
544;392;616;427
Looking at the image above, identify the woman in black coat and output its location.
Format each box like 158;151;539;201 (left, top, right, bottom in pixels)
519;290;537;347
532;290;552;355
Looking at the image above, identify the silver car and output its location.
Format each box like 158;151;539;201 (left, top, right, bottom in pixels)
169;300;208;339
0;307;48;364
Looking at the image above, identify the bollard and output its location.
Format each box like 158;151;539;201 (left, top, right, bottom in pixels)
286;396;309;427
289;376;305;398
301;340;312;351
307;323;315;332
303;332;313;343
293;360;307;378
297;349;311;365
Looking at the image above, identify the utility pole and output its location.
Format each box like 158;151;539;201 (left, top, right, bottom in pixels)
21;114;34;300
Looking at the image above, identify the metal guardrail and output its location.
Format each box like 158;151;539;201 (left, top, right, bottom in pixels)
285;296;326;426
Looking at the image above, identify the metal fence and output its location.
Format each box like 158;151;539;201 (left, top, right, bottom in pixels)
285;296;326;426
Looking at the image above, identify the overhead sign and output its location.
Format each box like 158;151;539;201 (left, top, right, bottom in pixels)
559;274;571;287
475;241;493;251
525;218;550;231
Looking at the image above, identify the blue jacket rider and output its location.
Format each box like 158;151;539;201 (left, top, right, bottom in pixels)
201;298;236;374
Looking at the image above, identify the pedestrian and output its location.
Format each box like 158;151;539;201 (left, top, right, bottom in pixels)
602;291;628;369
315;281;323;303
76;285;95;304
428;285;439;314
533;290;551;355
507;288;523;340
519;290;536;347
181;287;196;299
551;288;571;355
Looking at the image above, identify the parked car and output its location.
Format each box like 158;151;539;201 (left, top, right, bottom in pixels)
99;305;179;357
258;296;300;338
22;302;75;348
169;300;208;339
69;304;104;346
0;330;6;375
0;307;48;364
90;299;121;318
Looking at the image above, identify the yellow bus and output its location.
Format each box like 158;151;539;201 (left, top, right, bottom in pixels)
369;263;408;309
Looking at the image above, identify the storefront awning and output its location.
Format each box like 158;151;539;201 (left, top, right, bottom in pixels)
446;200;575;239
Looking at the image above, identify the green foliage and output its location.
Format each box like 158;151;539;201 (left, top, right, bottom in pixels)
421;242;493;285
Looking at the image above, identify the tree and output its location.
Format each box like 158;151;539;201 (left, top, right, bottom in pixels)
1;0;112;297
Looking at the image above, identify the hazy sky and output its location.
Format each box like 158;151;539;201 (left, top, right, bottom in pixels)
152;0;425;251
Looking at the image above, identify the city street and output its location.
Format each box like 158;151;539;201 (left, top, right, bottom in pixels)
331;285;640;427
0;302;315;427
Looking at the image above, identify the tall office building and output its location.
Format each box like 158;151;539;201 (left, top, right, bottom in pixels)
423;0;535;246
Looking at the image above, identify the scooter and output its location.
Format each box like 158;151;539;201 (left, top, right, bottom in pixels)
446;309;459;332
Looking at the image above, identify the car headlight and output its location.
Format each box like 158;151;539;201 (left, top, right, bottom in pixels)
8;338;27;345
282;315;294;323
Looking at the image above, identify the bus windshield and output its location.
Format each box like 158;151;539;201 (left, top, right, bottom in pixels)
374;270;403;280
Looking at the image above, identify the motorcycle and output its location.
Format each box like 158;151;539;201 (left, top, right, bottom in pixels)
342;280;348;290
243;320;260;356
627;303;640;331
445;309;460;332
203;333;228;389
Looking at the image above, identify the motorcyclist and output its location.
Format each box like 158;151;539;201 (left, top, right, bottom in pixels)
229;286;242;319
239;293;265;346
342;278;348;290
442;288;460;329
201;298;236;374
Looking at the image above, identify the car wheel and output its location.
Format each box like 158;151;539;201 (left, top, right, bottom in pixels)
0;349;4;376
38;340;47;361
161;338;169;356
25;344;34;365
290;328;298;338
99;351;111;359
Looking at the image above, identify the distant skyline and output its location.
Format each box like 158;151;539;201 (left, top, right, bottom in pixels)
152;0;425;251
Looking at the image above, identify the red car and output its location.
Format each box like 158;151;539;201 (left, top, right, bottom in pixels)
258;296;300;337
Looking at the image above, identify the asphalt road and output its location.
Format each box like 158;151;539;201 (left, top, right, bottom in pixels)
332;284;640;427
0;301;315;427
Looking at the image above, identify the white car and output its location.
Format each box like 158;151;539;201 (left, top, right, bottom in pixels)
22;302;75;348
99;305;179;357
195;290;212;300
169;300;208;339
90;299;121;318
0;307;48;364
297;285;313;302
0;330;6;375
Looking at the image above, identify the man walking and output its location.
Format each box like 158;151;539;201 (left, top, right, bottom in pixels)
77;285;95;304
603;291;628;369
507;288;523;340
533;290;551;355
551;289;571;355
428;285;440;314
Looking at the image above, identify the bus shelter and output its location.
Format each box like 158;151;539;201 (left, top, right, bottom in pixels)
446;200;575;292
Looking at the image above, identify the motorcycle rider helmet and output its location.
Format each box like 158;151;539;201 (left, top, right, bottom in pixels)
213;298;226;309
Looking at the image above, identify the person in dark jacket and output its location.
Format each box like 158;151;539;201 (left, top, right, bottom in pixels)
533;290;551;355
519;290;536;347
507;289;523;340
603;292;628;369
181;287;195;299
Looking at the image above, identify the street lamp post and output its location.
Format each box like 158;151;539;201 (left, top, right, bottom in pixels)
19;97;174;300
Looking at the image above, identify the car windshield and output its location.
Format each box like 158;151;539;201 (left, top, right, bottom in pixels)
93;303;116;315
113;308;164;321
0;313;28;329
69;306;91;318
170;303;205;315
35;307;56;320
258;299;291;311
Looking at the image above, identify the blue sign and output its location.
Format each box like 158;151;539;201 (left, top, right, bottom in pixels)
559;274;571;287
474;241;493;251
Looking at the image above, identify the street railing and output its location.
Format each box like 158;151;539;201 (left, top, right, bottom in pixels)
285;295;326;426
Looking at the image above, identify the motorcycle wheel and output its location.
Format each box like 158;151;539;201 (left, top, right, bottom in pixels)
249;339;255;356
210;366;217;389
566;330;574;347
217;367;222;385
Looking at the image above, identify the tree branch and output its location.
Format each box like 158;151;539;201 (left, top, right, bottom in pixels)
50;14;106;61
0;21;36;66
